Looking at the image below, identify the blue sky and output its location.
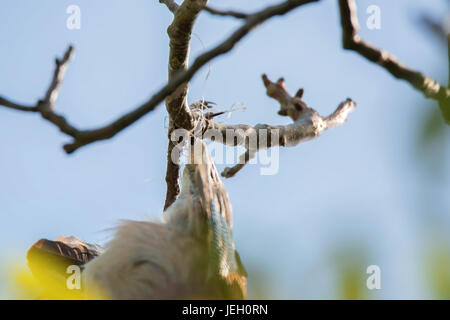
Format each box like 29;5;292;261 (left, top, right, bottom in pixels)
1;0;449;299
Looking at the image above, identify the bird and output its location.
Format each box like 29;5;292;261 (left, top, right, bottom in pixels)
26;140;247;299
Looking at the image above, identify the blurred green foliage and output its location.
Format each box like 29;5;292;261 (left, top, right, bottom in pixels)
427;242;450;299
416;104;449;177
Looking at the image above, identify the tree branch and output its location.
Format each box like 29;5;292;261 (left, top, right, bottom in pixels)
0;96;38;112
0;0;319;156
166;0;207;131
204;6;248;19
44;45;74;105
0;46;81;139
338;0;450;123
164;139;181;210
162;0;208;209
203;74;356;178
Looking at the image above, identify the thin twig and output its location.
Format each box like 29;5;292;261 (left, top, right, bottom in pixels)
44;45;74;105
338;0;450;123
0;97;37;112
204;6;249;19
0;46;73;113
0;46;80;138
221;150;255;178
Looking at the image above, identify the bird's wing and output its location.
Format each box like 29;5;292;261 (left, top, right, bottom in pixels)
27;236;103;284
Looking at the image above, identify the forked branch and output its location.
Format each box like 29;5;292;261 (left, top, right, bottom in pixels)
0;0;319;155
0;46;82;140
204;75;356;178
162;0;207;209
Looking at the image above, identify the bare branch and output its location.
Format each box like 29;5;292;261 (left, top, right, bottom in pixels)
204;75;356;178
0;0;319;155
165;0;207;131
0;96;38;112
338;0;450;123
164;139;181;210
204;6;249;19
324;98;357;129
221;150;255;178
159;0;179;14
0;46;73;113
162;0;208;209
0;46;81;139
44;45;74;105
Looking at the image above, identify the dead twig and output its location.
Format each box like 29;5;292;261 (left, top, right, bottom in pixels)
338;0;450;123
